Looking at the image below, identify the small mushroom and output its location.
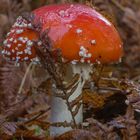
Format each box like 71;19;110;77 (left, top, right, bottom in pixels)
2;16;39;62
2;4;123;136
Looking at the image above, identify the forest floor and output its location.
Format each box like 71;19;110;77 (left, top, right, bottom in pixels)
0;0;140;140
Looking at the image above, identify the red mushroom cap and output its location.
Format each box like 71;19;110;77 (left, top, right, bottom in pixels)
2;4;123;64
2;16;38;62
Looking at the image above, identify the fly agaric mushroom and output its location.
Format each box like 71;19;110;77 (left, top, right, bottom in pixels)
2;4;123;136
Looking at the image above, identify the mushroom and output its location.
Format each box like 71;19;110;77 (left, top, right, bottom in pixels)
2;4;123;136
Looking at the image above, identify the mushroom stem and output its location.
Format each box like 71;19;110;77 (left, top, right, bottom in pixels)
50;63;92;136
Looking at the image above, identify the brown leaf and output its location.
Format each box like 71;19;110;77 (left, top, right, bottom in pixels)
0;115;17;136
83;89;113;109
54;129;97;140
121;105;137;140
86;118;119;140
110;105;137;140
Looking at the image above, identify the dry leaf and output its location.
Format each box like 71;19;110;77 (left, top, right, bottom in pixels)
54;129;97;140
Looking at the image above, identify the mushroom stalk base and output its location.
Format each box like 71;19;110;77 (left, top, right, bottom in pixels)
50;63;92;136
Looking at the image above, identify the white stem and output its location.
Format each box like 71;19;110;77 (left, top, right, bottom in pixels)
50;63;92;136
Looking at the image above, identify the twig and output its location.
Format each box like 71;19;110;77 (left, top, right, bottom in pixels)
97;86;123;92
110;0;125;12
83;86;124;92
17;62;33;95
50;120;76;128
19;107;51;125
